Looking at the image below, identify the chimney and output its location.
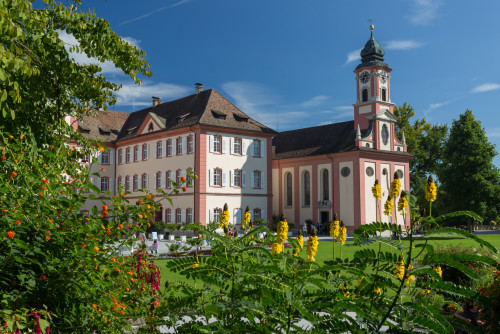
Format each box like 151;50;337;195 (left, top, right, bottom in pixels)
152;96;161;107
195;83;204;94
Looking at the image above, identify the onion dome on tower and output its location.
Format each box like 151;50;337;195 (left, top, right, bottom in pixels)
356;25;389;70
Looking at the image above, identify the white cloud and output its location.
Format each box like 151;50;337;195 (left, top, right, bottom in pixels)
300;95;328;107
319;121;333;126
424;100;452;116
471;83;500;93
114;81;191;108
408;0;443;26
118;0;191;26
487;128;500;138
344;49;362;65
58;31;140;74
385;40;424;50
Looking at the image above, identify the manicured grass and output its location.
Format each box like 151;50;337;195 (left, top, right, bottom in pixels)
155;234;500;286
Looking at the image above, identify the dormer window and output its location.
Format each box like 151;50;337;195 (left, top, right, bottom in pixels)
211;110;227;120
234;114;249;123
148;123;154;132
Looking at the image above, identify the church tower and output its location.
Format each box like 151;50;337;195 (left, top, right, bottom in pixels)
353;26;405;153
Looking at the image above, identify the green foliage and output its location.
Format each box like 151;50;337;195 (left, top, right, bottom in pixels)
438;109;500;220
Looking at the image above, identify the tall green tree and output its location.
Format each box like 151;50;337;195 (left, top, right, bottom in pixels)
393;103;448;214
438;110;500;220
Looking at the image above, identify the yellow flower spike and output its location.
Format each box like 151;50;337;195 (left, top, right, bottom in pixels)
395;255;405;280
372;179;381;199
191;253;199;269
397;191;408;216
389;172;401;199
384;196;393;217
276;213;288;244
242;206;251;231
433;265;442;278
425;176;437;202
330;214;339;240
337;220;346;246
306;228;318;261
220;203;229;230
271;242;283;255
296;229;304;248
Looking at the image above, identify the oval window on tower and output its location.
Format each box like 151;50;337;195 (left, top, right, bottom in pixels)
341;167;351;177
382;124;389;145
366;167;374;177
396;170;404;179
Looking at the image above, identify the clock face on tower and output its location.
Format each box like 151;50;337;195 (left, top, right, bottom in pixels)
360;71;370;84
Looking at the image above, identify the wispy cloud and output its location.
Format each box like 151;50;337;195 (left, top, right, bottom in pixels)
486;128;500;138
114;81;191;109
58;31;140;74
300;95;328;107
344;49;361;65
118;0;191;26
424;100;452;116
408;0;443;26
471;83;500;93
385;40;424;50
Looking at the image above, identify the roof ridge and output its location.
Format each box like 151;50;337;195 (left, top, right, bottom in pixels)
278;119;354;134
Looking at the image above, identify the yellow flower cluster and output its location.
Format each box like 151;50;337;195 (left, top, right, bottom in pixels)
433;265;442;278
425;176;437;202
296;231;303;248
330;216;339;240
390;172;401;199
342;283;349;298
421;286;431;296
272;242;283;255
337;221;347;245
372;179;381;199
276;214;288;244
306;230;318;262
220;203;229;229
397;193;408;216
384;196;393;216
242;209;251;230
374;286;381;295
191;255;199;269
395;255;414;283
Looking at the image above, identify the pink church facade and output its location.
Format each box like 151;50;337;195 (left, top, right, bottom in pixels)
271;29;412;231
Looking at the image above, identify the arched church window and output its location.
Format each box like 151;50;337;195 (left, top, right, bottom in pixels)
303;171;310;206
362;89;368;102
322;169;329;201
285;172;292;207
382;89;387;102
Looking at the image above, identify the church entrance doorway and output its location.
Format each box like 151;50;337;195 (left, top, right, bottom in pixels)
319;211;330;235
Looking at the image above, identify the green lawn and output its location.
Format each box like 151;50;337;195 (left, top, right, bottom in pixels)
156;234;500;286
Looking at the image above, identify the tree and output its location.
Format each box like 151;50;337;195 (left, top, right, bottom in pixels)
0;1;157;332
438;110;500;220
394;103;448;214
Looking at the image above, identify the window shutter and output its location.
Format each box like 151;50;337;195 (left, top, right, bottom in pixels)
209;169;213;187
230;170;234;187
192;135;196;152
250;172;254;188
182;137;187;154
222;137;227;154
181;169;187;179
152;173;156;189
181;209;186;223
261;171;265;189
222;169;226;187
209;209;214;223
159;173;163;189
109;149;114;165
250;140;255;156
97;151;102;164
260;140;264;158
153;143;157;158
242;170;247;187
209;135;214;153
137;146;142;161
172;138;176;156
261;209;265;221
145;174;149;189
109;178;114;193
162;140;167;157
242;139;247;156
230;137;234;155
237;209;242;225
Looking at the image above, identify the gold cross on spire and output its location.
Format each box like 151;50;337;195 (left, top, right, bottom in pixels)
367;17;374;31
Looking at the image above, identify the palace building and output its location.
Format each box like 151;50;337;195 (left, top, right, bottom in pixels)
68;29;411;232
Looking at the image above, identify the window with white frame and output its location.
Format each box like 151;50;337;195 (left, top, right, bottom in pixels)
142;144;148;160
213;168;222;187
233;138;242;155
213;208;221;223
166;208;172;223
156;141;162;158
117;176;122;190
100;177;109;192
141;173;148;189
253;140;261;157
187;135;194;153
176;170;181;185
253;208;261;220
133;175;139;191
233;169;241;187
118;149;123;164
167;139;172;156
186;208;193;223
156;172;162;189
186;168;193;187
213;135;221;153
166;171;172;188
134;146;139;162
176;209;182;224
125;176;130;191
177;137;183;155
101;150;109;164
126;148;131;163
253;170;261;188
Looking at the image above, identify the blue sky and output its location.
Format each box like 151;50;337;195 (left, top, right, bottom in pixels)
69;0;500;167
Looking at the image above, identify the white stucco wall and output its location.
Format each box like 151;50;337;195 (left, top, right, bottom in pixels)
272;168;280;216
364;161;377;224
380;163;391;223
339;161;354;226
205;195;267;226
395;164;406;224
281;167;295;222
